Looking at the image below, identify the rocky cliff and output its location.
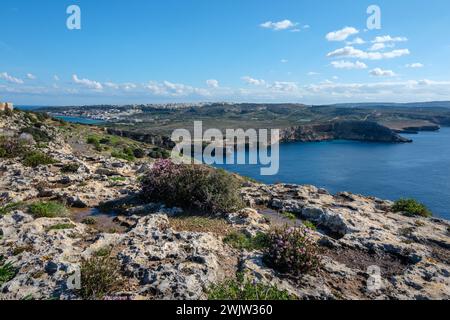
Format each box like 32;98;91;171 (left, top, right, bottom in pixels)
280;121;412;143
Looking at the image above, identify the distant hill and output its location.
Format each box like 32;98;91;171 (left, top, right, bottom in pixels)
326;101;450;109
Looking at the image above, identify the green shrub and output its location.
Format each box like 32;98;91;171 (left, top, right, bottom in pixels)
223;232;269;251
133;148;145;159
0;256;16;285
392;199;432;217
281;212;296;220
23;151;56;167
207;274;294;300
111;148;135;161
79;254;123;300
264;226;321;276
141;160;244;214
28;201;68;218
61;163;80;173
148;147;170;159
86;136;102;151
20;127;51;143
303;221;317;231
0;136;27;158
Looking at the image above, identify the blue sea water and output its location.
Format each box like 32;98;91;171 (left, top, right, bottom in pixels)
215;128;450;220
16;106;104;125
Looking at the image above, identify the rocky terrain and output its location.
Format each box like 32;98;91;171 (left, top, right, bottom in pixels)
0;110;449;300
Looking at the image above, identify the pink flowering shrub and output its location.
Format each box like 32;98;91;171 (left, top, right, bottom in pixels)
264;226;321;276
141;159;244;214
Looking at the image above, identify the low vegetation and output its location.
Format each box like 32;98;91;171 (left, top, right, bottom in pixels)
79;253;123;300
264;226;321;276
0;202;25;216
141;160;244;214
280;212;296;220
0;136;27;158
302;220;317;231
148;147;170;159
46;223;75;231
207;274;294;300
28;201;68;218
111;148;135;161
81;217;96;225
61;163;80;173
223;232;269;251
0;256;16;286
169;215;233;236
392;199;432;218
23;151;56;167
20;127;51;143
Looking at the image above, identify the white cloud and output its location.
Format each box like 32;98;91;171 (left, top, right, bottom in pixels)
260;19;298;31
369;68;397;77
326;27;359;41
0;72;24;84
307;72;320;76
331;60;367;69
280;59;288;63
72;74;103;90
206;79;219;88
269;81;298;92
26;73;36;80
346;37;365;45
406;63;424;68
373;35;408;43
53;75;60;81
368;43;386;51
241;76;266;86
327;46;410;60
145;81;210;97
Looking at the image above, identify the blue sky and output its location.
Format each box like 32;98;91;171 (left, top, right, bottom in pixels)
1;0;450;105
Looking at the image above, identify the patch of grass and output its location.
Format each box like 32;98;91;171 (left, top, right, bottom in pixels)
109;176;126;182
61;163;80;173
46;223;75;231
223;232;269;251
169;215;233;236
0;202;25;216
111;149;135;161
23;151;56;167
392;199;432;218
302;220;317;231
94;247;112;257
86;136;102;152
28;201;68;218
280;212;296;220
0;256;16;285
82;217;97;225
207;274;294;300
79;254;123;300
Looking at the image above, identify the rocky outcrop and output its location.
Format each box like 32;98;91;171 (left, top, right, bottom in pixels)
280;121;412;143
241;184;450;299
